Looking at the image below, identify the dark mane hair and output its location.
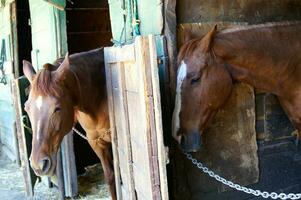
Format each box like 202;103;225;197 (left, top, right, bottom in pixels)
31;59;63;97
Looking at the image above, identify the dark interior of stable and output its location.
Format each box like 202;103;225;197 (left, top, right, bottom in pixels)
65;0;112;174
172;1;301;199
16;0;32;77
66;0;112;54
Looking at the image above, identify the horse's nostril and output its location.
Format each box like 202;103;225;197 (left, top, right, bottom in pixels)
180;132;201;152
39;157;51;174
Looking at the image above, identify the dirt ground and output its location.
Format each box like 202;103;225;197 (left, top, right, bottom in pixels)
0;149;110;200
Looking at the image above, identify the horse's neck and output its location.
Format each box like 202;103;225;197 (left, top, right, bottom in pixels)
67;51;107;118
215;24;301;94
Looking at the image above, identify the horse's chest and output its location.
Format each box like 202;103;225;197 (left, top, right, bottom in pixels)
75;111;110;142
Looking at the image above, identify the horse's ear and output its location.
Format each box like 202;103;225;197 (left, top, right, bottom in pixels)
200;24;217;52
55;53;70;80
23;60;36;83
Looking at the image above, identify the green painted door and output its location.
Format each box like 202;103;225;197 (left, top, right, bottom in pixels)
29;0;67;70
0;0;19;161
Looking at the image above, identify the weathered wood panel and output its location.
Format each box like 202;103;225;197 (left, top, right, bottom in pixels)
255;92;295;142
177;0;301;24
105;47;135;200
105;35;169;200
11;76;37;197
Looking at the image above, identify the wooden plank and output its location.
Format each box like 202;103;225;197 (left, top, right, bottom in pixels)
126;92;147;148
132;36;154;199
61;133;78;197
56;149;65;200
104;49;122;200
113;61;135;200
148;35;169;200
144;37;161;199
141;37;162;199
105;47;137;200
105;44;135;63
11;77;35;197
124;61;139;93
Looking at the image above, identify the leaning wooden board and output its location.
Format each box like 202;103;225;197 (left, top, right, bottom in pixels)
104;35;168;200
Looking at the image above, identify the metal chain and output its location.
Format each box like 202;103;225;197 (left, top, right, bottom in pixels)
184;152;301;200
72;127;110;142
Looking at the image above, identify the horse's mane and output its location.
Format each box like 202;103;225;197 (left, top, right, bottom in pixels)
220;21;301;34
177;21;301;66
31;58;63;97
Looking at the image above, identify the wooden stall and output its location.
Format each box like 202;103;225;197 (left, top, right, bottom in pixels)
105;35;168;200
164;1;301;199
5;0;301;199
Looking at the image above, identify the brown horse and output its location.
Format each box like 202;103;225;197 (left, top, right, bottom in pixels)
22;48;116;199
173;22;301;152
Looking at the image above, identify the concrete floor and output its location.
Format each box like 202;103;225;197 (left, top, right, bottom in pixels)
0;149;109;200
0;150;59;200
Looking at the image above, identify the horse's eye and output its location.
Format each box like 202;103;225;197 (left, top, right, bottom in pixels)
54;107;61;113
190;77;200;85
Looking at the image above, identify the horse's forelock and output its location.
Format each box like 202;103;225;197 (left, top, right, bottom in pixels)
32;69;63;97
177;38;201;66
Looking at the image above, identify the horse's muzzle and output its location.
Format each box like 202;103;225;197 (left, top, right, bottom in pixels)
30;155;55;176
180;132;202;152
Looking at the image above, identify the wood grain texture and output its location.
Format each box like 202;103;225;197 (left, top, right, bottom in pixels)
104;50;122;200
104;36;169;200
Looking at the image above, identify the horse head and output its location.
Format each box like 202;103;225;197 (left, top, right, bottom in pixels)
23;54;75;176
172;25;233;152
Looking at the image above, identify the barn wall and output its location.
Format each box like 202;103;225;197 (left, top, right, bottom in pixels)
0;0;18;161
177;0;301;24
171;1;301;199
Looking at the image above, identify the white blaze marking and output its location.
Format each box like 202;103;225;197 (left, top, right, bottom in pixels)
36;120;41;141
172;61;187;143
36;96;43;110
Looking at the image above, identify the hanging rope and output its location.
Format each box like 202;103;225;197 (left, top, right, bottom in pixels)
0;39;7;85
21;115;32;133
